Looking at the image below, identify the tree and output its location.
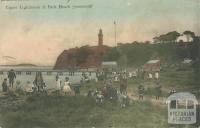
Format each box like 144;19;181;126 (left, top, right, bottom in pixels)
153;36;159;43
117;54;128;68
103;47;120;61
154;31;180;43
165;31;180;42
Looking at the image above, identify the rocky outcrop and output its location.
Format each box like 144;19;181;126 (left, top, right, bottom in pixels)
54;45;110;69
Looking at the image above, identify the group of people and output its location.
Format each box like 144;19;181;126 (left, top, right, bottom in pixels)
1;70;81;96
87;85;129;107
137;81;162;100
1;69;166;104
87;71;130;107
2;69;16;92
1;70;47;94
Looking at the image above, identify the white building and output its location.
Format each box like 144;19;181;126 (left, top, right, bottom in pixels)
177;35;193;43
102;61;117;68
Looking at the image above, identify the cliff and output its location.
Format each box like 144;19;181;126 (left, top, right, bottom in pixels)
54;45;110;69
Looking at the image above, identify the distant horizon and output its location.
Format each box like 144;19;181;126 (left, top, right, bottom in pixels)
0;64;54;67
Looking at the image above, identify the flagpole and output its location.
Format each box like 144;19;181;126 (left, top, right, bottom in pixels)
114;21;116;46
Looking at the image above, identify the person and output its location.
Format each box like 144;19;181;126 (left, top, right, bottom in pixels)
41;82;47;92
138;84;145;100
63;77;72;95
119;93;129;108
169;88;176;95
114;75;119;82
74;85;80;96
33;72;44;92
2;78;8;92
94;88;104;104
155;72;159;79
132;71;137;78
24;81;34;94
119;74;128;95
87;89;93;97
55;76;62;91
155;82;162;100
101;86;108;99
148;73;153;79
142;71;146;80
56;74;59;82
8;69;16;88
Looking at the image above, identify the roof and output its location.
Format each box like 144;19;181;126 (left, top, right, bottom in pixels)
147;59;160;64
166;92;198;104
183;59;192;64
102;61;117;66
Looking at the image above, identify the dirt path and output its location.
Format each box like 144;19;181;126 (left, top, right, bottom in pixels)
127;92;167;108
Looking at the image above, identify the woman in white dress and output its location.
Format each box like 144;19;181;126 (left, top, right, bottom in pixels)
63;77;72;95
56;79;62;91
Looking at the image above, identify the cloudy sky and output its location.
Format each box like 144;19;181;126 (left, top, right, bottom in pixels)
0;0;199;65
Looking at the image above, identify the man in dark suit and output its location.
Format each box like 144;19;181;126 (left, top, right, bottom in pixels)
8;69;16;88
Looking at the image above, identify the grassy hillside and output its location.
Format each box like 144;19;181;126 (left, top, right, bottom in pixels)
103;42;192;67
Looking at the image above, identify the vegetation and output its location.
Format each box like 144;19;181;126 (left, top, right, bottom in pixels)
190;37;200;90
153;31;180;43
76;46;94;66
103;30;200;68
0;94;168;128
103;42;190;67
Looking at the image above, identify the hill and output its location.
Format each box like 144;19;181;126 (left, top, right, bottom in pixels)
54;45;110;69
54;40;199;70
15;63;37;67
0;63;37;67
103;42;194;67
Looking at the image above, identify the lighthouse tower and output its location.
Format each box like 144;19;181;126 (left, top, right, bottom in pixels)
98;29;103;46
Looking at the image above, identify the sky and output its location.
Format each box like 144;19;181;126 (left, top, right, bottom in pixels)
0;0;200;65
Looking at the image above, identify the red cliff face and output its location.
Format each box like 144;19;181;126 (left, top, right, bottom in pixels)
54;45;110;69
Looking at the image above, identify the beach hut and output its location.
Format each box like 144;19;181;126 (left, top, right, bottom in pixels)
102;61;117;69
166;92;198;124
101;61;118;72
143;59;161;71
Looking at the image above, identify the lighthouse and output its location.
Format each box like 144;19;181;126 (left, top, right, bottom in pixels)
98;29;103;46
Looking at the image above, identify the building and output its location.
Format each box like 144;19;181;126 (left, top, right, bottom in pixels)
177;35;193;43
102;61;117;70
143;59;161;71
98;29;103;46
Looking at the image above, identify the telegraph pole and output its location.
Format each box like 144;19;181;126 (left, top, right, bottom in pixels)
114;21;117;45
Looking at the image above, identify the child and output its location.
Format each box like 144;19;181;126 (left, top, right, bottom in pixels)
2;78;8;92
24;81;34;94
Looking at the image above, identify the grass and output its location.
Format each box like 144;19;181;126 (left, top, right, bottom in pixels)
0;94;168;128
